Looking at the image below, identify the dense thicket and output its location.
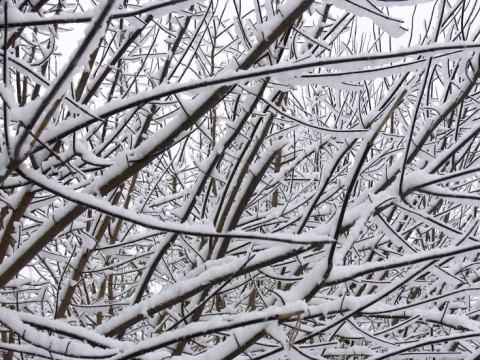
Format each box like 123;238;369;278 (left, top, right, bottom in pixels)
0;0;480;359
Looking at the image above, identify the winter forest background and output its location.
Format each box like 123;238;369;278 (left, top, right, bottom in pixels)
0;0;480;358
